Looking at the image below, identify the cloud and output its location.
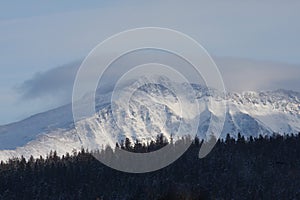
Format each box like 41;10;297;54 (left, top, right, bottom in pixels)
16;61;80;103
16;56;300;108
214;57;300;93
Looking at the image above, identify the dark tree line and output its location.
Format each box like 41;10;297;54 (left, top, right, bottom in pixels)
0;133;300;200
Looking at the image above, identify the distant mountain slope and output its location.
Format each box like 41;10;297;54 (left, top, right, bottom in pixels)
0;81;299;161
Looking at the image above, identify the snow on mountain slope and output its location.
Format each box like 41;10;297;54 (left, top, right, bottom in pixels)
226;90;300;136
0;81;299;161
0;105;73;149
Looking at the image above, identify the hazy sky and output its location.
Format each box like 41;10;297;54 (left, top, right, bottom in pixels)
0;0;300;125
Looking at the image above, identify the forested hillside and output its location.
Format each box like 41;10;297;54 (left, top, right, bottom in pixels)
0;133;300;200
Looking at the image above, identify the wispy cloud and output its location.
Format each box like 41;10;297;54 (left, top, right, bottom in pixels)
215;57;300;93
16;57;300;108
16;61;80;103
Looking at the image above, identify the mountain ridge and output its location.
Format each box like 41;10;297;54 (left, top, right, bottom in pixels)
0;83;299;161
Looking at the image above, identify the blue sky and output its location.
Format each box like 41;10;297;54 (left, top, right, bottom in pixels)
0;0;300;125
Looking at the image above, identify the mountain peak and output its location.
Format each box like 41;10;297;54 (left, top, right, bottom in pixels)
0;81;299;161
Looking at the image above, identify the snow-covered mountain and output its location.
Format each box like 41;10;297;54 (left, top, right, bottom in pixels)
0;80;299;161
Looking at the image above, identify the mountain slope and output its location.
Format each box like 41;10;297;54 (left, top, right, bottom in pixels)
0;82;299;161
